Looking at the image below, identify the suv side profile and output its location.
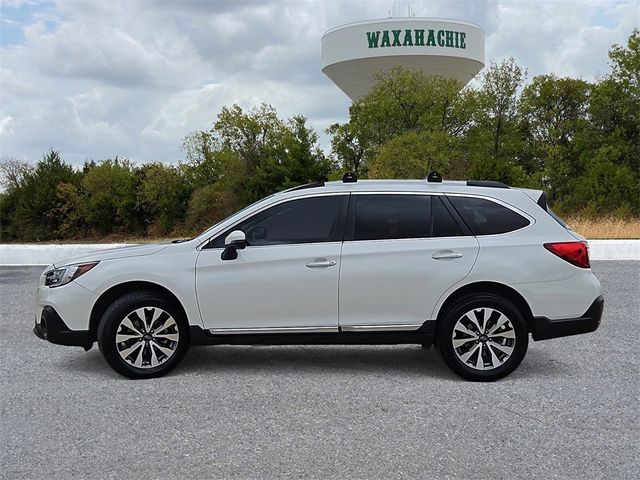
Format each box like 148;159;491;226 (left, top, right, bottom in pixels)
33;174;603;381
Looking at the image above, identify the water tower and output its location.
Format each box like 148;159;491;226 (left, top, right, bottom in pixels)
321;17;485;100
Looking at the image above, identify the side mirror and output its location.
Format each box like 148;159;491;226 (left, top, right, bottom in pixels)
221;230;246;261
225;230;246;249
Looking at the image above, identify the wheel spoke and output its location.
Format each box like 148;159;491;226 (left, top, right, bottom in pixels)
150;344;160;367
487;313;509;335
459;344;480;364
487;343;502;367
490;328;515;340
119;342;142;359
150;341;175;358
116;333;142;343
153;316;174;336
453;337;476;348
121;317;143;336
467;310;484;334
132;344;145;367
488;341;513;356
475;343;484;369
454;322;478;339
153;333;179;342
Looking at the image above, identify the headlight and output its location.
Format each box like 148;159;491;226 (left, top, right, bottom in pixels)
44;262;99;288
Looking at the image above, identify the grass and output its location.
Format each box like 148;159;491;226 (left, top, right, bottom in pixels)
564;217;640;239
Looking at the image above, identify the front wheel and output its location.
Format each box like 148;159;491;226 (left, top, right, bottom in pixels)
437;293;529;381
97;292;189;379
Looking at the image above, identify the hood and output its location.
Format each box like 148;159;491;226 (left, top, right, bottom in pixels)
53;243;170;267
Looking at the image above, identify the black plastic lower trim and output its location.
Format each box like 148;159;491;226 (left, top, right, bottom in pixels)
189;323;435;347
532;296;604;341
34;306;93;350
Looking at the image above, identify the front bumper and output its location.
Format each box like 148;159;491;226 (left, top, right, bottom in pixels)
34;306;93;350
532;296;604;341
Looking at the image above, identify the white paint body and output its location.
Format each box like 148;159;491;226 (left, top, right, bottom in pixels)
35;180;602;334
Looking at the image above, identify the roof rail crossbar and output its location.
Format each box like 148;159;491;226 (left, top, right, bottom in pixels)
285;181;325;192
466;180;510;189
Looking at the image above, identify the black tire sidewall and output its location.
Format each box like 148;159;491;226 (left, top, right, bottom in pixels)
438;293;529;381
97;292;189;379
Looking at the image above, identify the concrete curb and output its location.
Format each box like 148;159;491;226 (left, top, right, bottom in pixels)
0;240;638;266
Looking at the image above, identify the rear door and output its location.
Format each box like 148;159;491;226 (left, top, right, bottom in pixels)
338;193;479;330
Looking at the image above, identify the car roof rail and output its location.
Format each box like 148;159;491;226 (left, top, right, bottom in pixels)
466;180;510;189
284;181;325;192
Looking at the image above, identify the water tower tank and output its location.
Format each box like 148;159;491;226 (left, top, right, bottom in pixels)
322;18;485;100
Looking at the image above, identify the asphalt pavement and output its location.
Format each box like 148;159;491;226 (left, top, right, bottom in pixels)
1;262;638;479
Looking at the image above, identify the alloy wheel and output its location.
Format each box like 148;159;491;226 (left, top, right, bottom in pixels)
451;307;516;371
115;307;180;369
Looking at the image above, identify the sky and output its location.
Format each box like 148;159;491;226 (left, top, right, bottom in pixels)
0;0;638;166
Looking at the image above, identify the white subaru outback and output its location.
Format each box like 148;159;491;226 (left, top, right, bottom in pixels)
33;173;603;381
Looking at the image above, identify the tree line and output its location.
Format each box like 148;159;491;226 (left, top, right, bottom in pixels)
0;30;637;242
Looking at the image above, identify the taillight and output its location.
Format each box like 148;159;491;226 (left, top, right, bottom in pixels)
544;241;590;268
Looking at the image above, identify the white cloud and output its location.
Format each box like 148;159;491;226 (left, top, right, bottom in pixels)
0;0;636;165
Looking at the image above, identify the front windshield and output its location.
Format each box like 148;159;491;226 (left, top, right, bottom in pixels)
197;193;277;239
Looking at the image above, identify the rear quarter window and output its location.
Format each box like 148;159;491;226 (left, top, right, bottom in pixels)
448;196;530;235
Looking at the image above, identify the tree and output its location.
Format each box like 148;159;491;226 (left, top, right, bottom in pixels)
10;150;80;241
519;75;590;200
81;159;141;235
138;162;191;235
466;57;528;184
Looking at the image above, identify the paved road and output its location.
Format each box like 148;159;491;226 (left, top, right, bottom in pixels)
1;263;638;479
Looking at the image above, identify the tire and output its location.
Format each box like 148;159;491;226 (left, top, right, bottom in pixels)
437;293;529;381
97;291;189;379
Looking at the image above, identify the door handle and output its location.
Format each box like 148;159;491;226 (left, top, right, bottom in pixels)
305;259;337;268
432;251;463;260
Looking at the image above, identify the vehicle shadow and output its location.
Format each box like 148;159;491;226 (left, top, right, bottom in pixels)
180;344;456;379
57;344;570;381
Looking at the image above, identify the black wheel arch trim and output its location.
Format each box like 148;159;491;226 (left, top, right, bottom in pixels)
532;296;603;341
34;306;93;351
89;281;190;343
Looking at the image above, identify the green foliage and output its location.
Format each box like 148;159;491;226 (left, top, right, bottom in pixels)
1;31;638;241
138;163;191;234
81;159;142;235
8;150;81;241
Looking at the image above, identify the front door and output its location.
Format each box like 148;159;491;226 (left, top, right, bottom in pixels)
339;193;479;330
195;194;348;332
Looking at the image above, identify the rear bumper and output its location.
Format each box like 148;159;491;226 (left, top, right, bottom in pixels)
34;306;93;350
532;296;604;341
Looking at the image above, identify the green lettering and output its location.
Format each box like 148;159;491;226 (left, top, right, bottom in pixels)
366;31;380;48
445;30;454;47
455;31;460;48
403;29;413;46
391;29;401;46
426;29;436;46
437;30;445;47
460;32;466;49
414;29;424;46
381;30;391;47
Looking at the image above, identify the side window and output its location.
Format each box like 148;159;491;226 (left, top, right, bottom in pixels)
211;195;346;247
351;195;431;241
432;196;464;237
448;196;530;235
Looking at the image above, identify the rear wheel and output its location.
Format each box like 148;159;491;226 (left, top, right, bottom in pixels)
97;291;189;379
437;293;528;381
